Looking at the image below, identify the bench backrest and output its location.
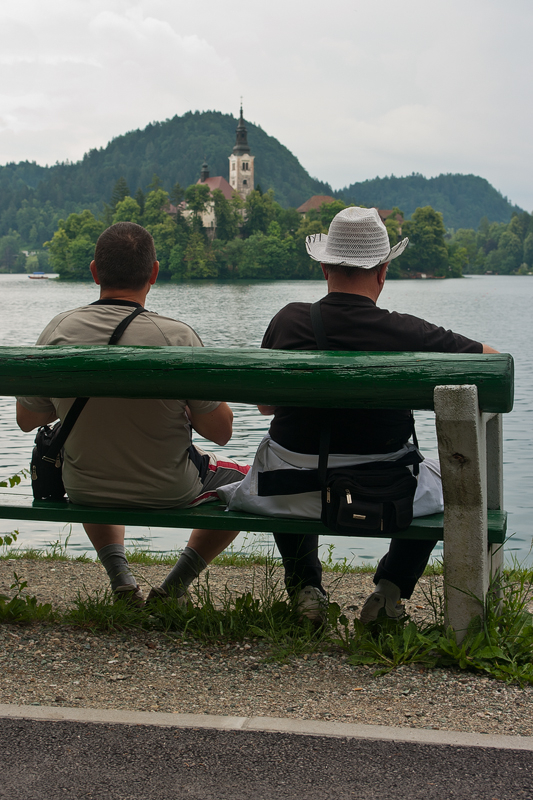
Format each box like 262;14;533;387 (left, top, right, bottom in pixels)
0;347;514;413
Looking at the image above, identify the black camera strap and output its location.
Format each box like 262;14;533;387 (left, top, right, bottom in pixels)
41;306;146;464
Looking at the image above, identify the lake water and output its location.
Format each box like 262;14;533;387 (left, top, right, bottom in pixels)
0;273;531;566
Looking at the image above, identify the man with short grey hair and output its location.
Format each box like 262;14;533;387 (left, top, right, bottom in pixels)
221;207;498;624
17;222;248;605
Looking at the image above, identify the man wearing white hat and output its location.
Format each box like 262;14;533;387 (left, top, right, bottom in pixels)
219;207;498;624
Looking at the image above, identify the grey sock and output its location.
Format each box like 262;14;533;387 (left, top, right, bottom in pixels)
97;544;137;591
161;546;207;596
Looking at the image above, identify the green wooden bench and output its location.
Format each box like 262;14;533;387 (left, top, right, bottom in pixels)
0;346;514;636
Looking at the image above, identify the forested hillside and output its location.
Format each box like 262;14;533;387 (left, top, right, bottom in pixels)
0;110;528;277
339;173;522;230
0;110;331;246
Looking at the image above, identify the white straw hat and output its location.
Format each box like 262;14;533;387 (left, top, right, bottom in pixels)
306;206;408;268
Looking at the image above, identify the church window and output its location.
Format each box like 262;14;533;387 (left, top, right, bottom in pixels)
232;163;236;170
242;162;248;171
243;179;247;186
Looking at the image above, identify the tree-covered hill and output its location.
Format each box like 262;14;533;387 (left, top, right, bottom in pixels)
0;110;331;236
338;173;522;230
0;110;524;251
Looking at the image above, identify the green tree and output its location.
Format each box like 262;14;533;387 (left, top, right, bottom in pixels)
134;188;145;216
0;231;26;273
113;196;142;224
276;206;302;236
212;189;242;242
45;210;105;279
150;214;182;280
169;242;186;280
147;174;163;192
523;232;533;268
143;189;170;227
184;184;211;230
292;219;326;279
401;206;448;276
320;200;347;228
184;230;217;278
242;189;278;237
110;177;131;210
170;181;185;209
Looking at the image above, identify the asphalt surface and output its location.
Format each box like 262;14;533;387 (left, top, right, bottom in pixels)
1;715;532;800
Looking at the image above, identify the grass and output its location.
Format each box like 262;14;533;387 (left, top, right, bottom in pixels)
0;542;531;684
0;524;530;684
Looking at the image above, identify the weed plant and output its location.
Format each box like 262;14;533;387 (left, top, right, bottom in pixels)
0;573;56;624
330;569;533;685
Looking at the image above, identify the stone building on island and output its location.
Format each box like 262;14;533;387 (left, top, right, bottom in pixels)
183;106;254;235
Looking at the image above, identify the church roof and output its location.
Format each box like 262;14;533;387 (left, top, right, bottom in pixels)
297;195;336;213
197;175;236;200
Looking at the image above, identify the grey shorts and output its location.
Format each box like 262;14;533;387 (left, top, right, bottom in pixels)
186;445;250;507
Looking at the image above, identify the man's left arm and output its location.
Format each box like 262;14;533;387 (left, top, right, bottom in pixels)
482;344;500;353
16;401;58;432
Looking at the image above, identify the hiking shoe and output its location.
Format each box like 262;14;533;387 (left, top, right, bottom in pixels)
145;586;189;609
113;584;145;608
359;591;405;624
297;586;328;625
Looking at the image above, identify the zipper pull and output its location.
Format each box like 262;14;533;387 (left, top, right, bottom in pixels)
31;466;37;481
326;487;331;503
345;489;352;504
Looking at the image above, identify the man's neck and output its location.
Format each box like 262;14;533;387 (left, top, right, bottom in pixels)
99;288;148;306
324;263;387;302
326;278;377;302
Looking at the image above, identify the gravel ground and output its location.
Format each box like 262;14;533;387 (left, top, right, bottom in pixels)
1;558;532;737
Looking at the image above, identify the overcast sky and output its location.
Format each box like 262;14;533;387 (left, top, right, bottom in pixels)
1;0;532;210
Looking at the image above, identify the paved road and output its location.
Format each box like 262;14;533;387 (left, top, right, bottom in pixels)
1;712;532;800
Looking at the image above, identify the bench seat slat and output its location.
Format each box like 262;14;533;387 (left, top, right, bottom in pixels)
0;493;507;544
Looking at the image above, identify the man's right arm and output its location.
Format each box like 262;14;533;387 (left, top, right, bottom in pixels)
16;402;58;432
482;344;500;353
187;403;234;446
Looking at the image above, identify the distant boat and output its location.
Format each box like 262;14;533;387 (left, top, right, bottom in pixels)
28;272;48;280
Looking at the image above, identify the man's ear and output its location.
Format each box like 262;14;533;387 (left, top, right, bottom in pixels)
90;261;100;285
149;261;159;285
377;263;389;288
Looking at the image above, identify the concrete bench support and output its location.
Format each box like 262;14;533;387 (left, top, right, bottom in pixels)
435;385;504;638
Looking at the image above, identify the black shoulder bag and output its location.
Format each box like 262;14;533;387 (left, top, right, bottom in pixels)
30;306;146;501
310;300;421;536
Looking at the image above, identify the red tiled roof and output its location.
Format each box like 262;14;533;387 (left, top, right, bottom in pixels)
297;195;336;213
197;176;237;201
375;208;404;223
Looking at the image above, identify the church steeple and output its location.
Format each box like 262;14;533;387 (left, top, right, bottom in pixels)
232;104;251;156
229;103;254;200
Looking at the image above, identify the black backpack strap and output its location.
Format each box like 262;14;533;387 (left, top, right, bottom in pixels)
310;301;332;486
42;307;146;461
310;300;420;481
310;300;331;351
107;306;146;344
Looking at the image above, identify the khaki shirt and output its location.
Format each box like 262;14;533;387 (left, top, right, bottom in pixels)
17;303;220;508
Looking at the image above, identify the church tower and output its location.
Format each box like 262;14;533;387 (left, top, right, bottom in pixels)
228;105;255;200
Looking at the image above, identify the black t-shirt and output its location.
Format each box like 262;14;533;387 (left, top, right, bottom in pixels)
261;292;483;455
